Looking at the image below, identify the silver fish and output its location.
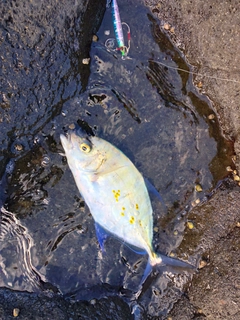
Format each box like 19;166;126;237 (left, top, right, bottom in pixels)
60;124;194;283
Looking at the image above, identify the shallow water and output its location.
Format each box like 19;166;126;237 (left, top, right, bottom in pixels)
0;0;234;318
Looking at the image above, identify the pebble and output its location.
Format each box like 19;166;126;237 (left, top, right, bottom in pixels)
92;35;98;42
13;308;20;317
195;184;203;192
69;123;75;130
163;22;170;30
187;221;194;229
226;166;233;172
208;114;215;120
196;81;203;88
192;198;200;207
15;144;23;151
195;198;200;204
82;58;90;65
198;260;207;269
233;174;240;181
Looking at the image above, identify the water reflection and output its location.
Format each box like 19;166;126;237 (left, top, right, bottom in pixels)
0;207;43;292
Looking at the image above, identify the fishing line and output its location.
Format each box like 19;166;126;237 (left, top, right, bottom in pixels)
149;59;240;84
104;1;239;83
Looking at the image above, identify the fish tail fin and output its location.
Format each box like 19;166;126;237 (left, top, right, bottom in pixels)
150;252;196;271
141;253;195;284
143;253;194;284
137;254;195;298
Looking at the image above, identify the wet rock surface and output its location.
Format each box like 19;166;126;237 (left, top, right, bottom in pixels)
0;0;105;172
169;180;240;320
145;0;240;171
0;0;240;319
145;0;240;319
0;288;133;320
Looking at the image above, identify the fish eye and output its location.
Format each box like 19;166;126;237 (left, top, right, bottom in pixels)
80;142;91;153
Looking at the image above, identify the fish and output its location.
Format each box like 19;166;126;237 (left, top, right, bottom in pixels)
60;124;194;284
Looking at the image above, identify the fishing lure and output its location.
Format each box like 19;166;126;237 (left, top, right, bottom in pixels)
105;0;131;58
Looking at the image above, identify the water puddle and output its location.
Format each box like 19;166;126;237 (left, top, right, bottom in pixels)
0;0;234;318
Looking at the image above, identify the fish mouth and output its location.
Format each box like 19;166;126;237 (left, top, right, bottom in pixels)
60;132;72;152
60;123;92;152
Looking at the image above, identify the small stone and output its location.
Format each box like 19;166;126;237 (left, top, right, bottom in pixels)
233;174;240;181
196;81;203;88
69;123;75;130
90;299;96;305
195;184;203;192
153;227;159;232
236;222;240;227
187;221;194;229
226;166;233;172
15;144;23;151
195;198;200;204
199;260;207;269
192;198;200;207
169;252;175;257
173;230;178;236
233;170;237;175
191;201;196;207
92;35;98;42
170;26;175;33
104;30;110;36
13;308;20;317
82;58;90;65
208;114;215;120
163;23;170;30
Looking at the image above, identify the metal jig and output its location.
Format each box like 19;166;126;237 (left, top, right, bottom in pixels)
105;0;131;58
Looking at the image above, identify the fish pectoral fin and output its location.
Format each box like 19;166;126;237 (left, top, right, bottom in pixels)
95;223;110;252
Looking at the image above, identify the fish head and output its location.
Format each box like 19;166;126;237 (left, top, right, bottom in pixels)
60;124;107;173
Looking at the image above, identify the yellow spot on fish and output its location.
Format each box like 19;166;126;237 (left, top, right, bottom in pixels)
139;220;142;227
112;189;121;202
122;207;125;211
121;212;125;216
135;203;139;210
129;216;135;224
